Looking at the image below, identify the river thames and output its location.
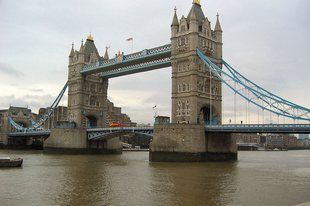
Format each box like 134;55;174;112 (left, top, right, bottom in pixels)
1;150;309;206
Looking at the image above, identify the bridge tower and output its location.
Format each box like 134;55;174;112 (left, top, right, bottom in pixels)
44;34;122;154
171;0;223;125
150;1;237;162
67;34;109;129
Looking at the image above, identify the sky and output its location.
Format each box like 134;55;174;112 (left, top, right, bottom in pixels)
0;0;310;125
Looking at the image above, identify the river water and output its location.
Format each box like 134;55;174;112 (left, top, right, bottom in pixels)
0;150;310;206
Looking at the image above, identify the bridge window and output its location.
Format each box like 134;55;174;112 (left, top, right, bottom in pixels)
182;85;186;92
91;84;96;92
181;25;186;32
182;103;185;110
187;65;190;71
182;65;185;71
181;38;185;45
198;65;202;71
178;65;181;72
90;97;96;106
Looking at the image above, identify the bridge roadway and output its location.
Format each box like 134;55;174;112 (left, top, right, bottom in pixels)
87;123;310;140
8;124;310;139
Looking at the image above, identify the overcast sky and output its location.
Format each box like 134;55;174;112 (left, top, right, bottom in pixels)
0;0;309;125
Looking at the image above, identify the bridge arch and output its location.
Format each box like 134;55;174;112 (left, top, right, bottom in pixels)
84;115;98;129
199;104;219;125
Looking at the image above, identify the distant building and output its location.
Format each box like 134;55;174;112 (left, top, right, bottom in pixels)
106;99;136;127
299;134;309;139
0;106;38;148
236;133;299;149
37;106;68;129
236;133;259;144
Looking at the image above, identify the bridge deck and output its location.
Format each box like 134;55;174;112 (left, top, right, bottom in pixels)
205;124;310;133
8;124;310;139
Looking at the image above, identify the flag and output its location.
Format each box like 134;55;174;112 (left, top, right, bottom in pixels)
153;105;157;109
126;37;133;41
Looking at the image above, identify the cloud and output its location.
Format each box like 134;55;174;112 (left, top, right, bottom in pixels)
0;62;24;77
0;0;309;125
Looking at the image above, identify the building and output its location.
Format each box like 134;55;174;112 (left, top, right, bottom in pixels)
236;133;259;144
299;134;309;139
67;33;109;129
170;0;223;125
106;99;136;127
0;106;38;148
37;106;68;129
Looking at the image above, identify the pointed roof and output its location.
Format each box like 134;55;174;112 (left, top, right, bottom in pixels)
187;1;205;26
83;37;100;62
69;43;74;57
214;13;222;32
171;6;179;27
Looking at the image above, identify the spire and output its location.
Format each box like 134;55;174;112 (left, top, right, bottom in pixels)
103;45;109;60
171;6;179;27
79;39;84;53
69;42;74;57
214;13;222;32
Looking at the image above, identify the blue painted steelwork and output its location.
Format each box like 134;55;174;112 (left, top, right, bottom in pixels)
87;126;154;140
205;124;310;133
99;57;171;78
9;82;68;131
8;130;51;137
197;49;310;121
80;44;171;75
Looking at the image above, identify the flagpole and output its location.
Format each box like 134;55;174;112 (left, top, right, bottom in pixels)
131;37;133;53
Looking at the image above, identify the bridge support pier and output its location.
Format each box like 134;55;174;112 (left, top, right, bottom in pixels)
43;128;122;154
149;124;237;162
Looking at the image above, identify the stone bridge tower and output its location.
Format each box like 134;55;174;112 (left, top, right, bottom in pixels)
171;0;223;125
67;34;109;129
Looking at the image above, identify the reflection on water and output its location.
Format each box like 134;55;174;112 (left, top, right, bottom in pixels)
0;150;310;206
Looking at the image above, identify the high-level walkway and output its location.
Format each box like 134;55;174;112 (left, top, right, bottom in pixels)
81;44;171;78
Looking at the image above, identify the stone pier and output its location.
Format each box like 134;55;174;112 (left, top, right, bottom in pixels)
44;128;122;154
149;124;237;162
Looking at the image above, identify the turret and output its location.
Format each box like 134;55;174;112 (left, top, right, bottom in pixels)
171;7;179;38
78;39;85;63
214;13;223;59
103;46;109;60
69;43;74;64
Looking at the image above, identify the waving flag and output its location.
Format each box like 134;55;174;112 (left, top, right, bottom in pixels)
126;37;133;41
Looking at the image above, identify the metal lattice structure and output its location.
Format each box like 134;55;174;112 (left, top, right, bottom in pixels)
9;82;68;131
197;49;310;122
80;44;171;77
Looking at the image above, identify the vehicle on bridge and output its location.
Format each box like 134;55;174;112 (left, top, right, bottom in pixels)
109;123;124;127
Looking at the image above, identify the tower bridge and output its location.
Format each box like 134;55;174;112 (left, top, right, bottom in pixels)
2;1;310;161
